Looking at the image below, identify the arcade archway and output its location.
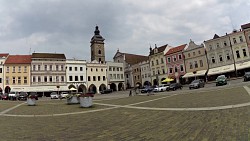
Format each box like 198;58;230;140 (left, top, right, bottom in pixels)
118;83;124;91
78;84;87;93
110;83;117;91
88;84;97;93
99;84;107;93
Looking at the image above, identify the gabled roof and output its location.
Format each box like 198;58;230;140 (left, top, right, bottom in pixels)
125;53;148;65
149;44;168;55
184;40;204;52
32;53;66;59
0;53;9;58
165;44;186;55
213;34;220;39
241;23;250;30
5;55;32;64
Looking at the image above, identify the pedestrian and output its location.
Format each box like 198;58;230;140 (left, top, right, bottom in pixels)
129;90;132;96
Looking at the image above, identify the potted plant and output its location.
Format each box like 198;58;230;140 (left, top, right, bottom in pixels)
66;93;80;104
27;94;37;106
78;92;94;108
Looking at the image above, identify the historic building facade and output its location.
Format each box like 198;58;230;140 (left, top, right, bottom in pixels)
106;61;125;91
66;59;87;93
90;26;105;63
0;54;8;92
165;44;186;84
183;40;208;83
149;44;171;86
4;55;32;93
139;60;151;86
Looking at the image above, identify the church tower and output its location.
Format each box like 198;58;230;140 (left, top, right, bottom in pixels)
90;26;105;63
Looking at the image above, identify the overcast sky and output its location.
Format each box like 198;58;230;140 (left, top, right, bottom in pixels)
0;0;249;61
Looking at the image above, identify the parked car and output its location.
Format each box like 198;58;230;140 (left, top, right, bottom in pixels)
169;83;182;91
243;72;250;82
29;92;38;100
50;92;59;99
101;89;113;94
141;86;154;93
216;75;227;86
18;92;28;101
189;79;205;89
153;84;169;92
8;91;19;100
60;92;69;99
0;93;8;100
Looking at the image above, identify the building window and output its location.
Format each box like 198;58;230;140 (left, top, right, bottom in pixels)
99;58;101;62
169;68;173;74
153;71;155;75
236;50;240;58
224;41;227;46
98;76;100;81
216;43;220;48
13;66;15;73
6;77;9;85
0;78;2;83
233;38;237;44
175;67;178;72
158;70;160;74
38;76;41;82
162;69;165;74
178;54;182;59
93;76;96;81
194;61;198;68
121;74;123;79
209;45;212;50
75;76;78;81
173;56;177;61
156;59;159;65
61;76;64;82
226;53;230;60
61;65;64;71
167;57;171;63
24;66;27;72
109;67;112;71
88;76;91;81
80;67;83;71
56;76;59;82
98;50;101;54
18;66;21;72
239;36;243;42
96;68;98;72
91;68;93;72
33;65;36;71
69;67;72;71
44;76;47;82
243;49;247;57
33;76;36;82
75;67;77;71
219;55;223;62
49;76;52;82
50;65;53;71
151;61;154;66
24;77;27;84
0;68;2;73
188;53;190;57
180;65;184;71
200;60;203;67
80;76;83;81
12;77;16;84
6;67;9;73
44;65;47;71
212;57;215;63
198;50;201;54
38;65;41;71
190;62;193;69
103;76;106;81
193;52;195;56
161;58;164;64
18;77;21;84
69;76;73;81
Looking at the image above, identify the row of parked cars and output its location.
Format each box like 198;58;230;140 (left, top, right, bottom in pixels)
141;83;183;93
0;91;38;101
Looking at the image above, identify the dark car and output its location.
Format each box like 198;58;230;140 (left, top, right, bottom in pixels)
216;75;227;86
101;89;113;94
0;93;8;100
243;72;250;82
29;92;38;100
18;92;28;101
189;79;205;89
141;86;154;93
169;83;182;91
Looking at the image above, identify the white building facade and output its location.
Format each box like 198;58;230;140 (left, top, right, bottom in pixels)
106;61;125;91
139;60;151;86
0;54;8;92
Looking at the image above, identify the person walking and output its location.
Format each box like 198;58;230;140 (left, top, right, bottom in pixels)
129;90;132;96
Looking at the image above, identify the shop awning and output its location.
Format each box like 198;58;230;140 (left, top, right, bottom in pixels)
236;61;250;70
182;70;207;78
207;64;235;76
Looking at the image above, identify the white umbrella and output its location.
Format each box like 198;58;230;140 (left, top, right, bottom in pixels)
69;87;77;91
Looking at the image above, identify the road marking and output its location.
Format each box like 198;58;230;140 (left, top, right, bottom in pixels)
0;102;26;115
243;86;250;96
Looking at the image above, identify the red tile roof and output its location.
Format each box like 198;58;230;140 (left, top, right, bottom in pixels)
32;53;66;59
241;23;250;30
149;44;168;55
165;44;186;56
0;53;9;58
124;53;148;65
5;55;32;64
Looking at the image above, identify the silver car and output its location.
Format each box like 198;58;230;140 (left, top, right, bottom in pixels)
189;79;205;89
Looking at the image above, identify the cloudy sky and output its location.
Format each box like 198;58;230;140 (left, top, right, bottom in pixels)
0;0;249;61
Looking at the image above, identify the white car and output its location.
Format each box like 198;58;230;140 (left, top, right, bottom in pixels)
153;84;169;92
50;92;59;99
60;92;69;99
